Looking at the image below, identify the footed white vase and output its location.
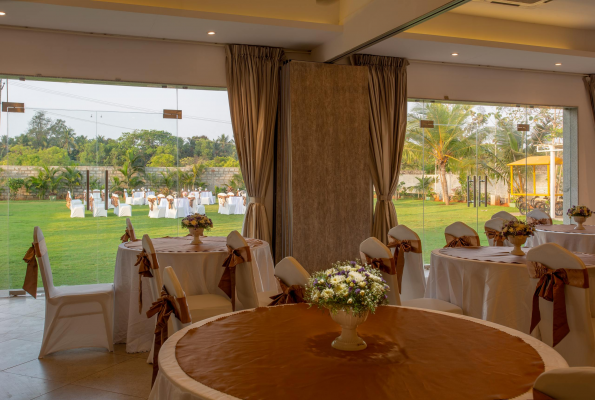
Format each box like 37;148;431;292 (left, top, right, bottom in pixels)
188;227;204;244
508;235;528;256
330;309;369;351
573;216;587;230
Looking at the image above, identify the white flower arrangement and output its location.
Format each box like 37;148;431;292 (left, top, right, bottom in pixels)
305;260;390;316
501;219;535;239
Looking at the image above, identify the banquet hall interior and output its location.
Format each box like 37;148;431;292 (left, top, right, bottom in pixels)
1;0;595;399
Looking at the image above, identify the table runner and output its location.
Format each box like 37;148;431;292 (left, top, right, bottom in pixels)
175;304;545;400
123;236;263;253
439;246;595;266
536;225;595;234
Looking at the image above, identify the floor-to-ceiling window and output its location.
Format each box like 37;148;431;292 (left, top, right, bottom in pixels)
0;78;244;293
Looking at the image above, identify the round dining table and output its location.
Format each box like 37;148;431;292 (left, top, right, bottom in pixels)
425;246;595;333
113;236;276;353
527;224;595;254
149;304;567;400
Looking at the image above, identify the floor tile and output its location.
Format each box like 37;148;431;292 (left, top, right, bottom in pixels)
32;384;145;400
74;358;153;398
0;311;22;321
0;316;45;335
0;339;42;371
89;344;149;359
0;371;64;400
0;300;46;317
19;330;45;343
5;348;131;384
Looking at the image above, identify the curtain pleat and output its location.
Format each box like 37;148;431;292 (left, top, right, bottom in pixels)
225;44;285;243
351;54;409;244
584;75;595;127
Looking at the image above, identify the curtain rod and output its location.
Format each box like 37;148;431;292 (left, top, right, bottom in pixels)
0;24;312;54
409;59;589;77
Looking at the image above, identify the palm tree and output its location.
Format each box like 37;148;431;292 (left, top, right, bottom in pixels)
118;161;144;190
190;163;206;189
110;176;124;192
27;165;63;199
160;170;176;191
61;166;82;194
410;177;435;199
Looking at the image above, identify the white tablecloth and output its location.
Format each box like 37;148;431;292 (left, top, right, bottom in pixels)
227;196;245;215
113;237;276;353
425;247;595;333
175;198;191;217
149;306;568;400
199;192;214;205
527;225;595;254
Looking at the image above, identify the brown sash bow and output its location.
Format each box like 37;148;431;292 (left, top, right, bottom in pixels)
167;198;174;209
22;245;39;298
533;388;556;400
112;197;119;207
485;228;506;246
243;196;246;206
528;216;552;226
444;233;480;248
218;196;227;207
387;235;422;293
120;228;132;243
529;262;589;347
362;252;397;276
268;276;305;306
66;193;71;209
148;198;155;211
135;249;159;313
146;287;191;386
218;246;252;311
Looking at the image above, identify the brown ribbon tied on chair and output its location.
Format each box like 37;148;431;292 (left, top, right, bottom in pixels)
146;287;191;387
361;252;397;276
386;235;422;293
527;216;552;226
22;245;39;299
120;228;132;243
484;228;506;246
528;261;589;347
135;249;159;313
167;198;174;209
218;245;252;311
444;233;480;248
268;276;306;306
188;197;194;208
148;198;156;211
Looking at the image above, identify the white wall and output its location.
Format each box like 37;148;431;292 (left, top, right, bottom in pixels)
407;62;595;209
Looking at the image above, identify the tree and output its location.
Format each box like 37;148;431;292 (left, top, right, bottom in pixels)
8;178;25;200
160;170;176;191
190;163;206;189
61;166;82;195
25;111;52;150
148;154;175;167
230;172;245;190
118;161;144;190
27;165;63;199
410;177;435;199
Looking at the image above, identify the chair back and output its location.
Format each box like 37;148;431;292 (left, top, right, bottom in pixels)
275;257;310;287
33;226;57;299
227;231;259;310
444;222;480;246
359;237;401;306
142;234;163;302
533;367;595;400
162;266;192;333
526;243;595;367
492;211;517;221
527;209;553;225
484;217;509;247
387;225;425;301
125;218;136;241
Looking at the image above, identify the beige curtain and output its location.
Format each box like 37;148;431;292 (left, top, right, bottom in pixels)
351;54;409;244
585;75;595;126
225;44;285;243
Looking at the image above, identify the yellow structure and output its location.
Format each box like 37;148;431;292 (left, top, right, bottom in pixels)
508;156;563;197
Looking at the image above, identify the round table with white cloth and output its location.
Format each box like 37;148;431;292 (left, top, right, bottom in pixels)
113;236;276;353
527;224;595;254
226;196;245;215
425;247;595;333
149;304;567;400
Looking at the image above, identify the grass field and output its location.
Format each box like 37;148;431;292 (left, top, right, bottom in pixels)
0;198;561;290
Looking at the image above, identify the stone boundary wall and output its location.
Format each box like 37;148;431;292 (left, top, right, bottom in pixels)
0;165;240;200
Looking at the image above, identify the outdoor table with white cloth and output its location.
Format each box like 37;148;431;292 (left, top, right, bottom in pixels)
227;196;245;214
425;246;595;333
113;236;276;353
149;304;567;400
527;224;595;254
199;191;214;205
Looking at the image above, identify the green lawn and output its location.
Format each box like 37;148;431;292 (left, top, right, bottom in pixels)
0;198;561;289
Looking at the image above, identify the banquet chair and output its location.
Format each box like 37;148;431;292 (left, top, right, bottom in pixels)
257;256;308;306
218;194;234;215
225;231;260;310
112;194;132;217
33;226;114;358
157;194;166;206
360;237;463;314
68;191;85;218
196;204;206;215
387;225;426;301
126;218;137;241
92;198;107;218
527;209;553;225
175;198;188;219
132;190;146;206
148;195;165;218
444;222;481;247
161;266;193;335
165;196;177;219
484;217;511;247
533;367;595;400
492;210;518;222
526;243;595;367
142;235;165;364
124;189;133;205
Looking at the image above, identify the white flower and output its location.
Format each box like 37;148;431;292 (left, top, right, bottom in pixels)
347;298;353;304
321;288;334;299
310;291;319;302
334;283;348;296
348;271;365;282
325;268;337;275
369;274;382;282
359;281;366;288
359;290;365;296
330;275;346;285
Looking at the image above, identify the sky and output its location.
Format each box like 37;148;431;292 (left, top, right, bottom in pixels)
0;79;234;142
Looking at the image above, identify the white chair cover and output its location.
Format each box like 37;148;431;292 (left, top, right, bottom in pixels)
275;257;310;287
175;198;190;219
133;190;146;206
387;225;426;301
527;209;553;225
196;204;206;215
533;367;595;400
124;189;133;205
113;196;132;217
492;211;518;222
218;194;235;215
484;217;512;247
126;218;137;241
34;226;114;358
445;221;479;240
526;244;595;367
227;231;260;310
70;204;85;218
93;201;107;218
162;266;193;335
165;196;177;219
143;235;164;365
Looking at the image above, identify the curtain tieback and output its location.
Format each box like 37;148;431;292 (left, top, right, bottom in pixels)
378;195;389;201
250;197;263;204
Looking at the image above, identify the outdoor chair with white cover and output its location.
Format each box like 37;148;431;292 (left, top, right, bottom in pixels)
387;225;426;301
124;189;133;205
132;190;146;206
218;193;235;215
360;237;463;314
175;198;190;219
484;217;511;247
444;222;481;247
532;367;595;400
148;195;165;218
33;226;114;358
157;194;166;207
526;243;595;367
112;194;132;217
259;256;308;306
67;191;85;218
91;197;107;218
141;235;164;364
527;209;553;225
492;210;518;222
165;196;177;219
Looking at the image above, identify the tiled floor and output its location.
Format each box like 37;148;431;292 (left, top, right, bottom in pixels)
0;295;153;400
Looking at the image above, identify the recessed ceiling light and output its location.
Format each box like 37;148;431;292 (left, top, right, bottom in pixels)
451;53;459;56
207;31;216;35
0;12;6;16
555;63;562;66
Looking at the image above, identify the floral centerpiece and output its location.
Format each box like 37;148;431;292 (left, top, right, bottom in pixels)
181;213;213;244
306;260;390;351
501;220;535;256
567;205;592;230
